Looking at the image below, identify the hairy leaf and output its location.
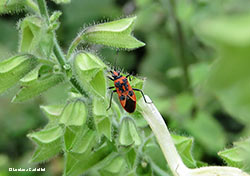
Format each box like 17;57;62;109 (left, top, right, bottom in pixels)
59;100;87;127
93;98;112;140
12;73;65;102
73;51;107;98
0;0;26;14
80;16;145;49
28;126;63;162
218;138;250;171
19;16;54;58
119;116;141;146
0;54;38;94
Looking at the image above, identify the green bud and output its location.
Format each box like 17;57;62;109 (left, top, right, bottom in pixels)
119;116;141;146
12;73;64;102
27;126;63;162
81;16;145;49
49;11;62;24
0;54;38;94
71;129;96;153
48;21;60;32
0;0;26;14
93;98;112;140
20;64;41;84
40;104;65;118
99;156;126;175
20;64;54;85
73;51;107;98
60;100;87;127
28;126;63;145
19;16;53;57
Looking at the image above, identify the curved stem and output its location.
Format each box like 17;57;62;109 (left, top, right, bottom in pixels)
138;95;250;176
37;0;87;96
67;32;84;59
138;96;190;176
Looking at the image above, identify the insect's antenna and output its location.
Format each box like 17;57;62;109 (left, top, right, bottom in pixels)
114;50;119;71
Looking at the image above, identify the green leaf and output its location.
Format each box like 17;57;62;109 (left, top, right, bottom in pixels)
40;104;64;119
196;14;250;47
119;116;141;146
99;156;127;175
59;100;87;127
93;98;112;140
28;126;63;162
184;111;226;154
218;138;250;171
0;54;38;94
81;16;145;49
172;134;197;168
19;16;54;58
143;138;169;174
0;0;26;14
196;14;250;123
12;73;64;102
73;51;107;98
65;142;113;176
40;104;65;128
70;128;97;154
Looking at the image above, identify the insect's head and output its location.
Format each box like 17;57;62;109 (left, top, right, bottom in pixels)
110;70;121;80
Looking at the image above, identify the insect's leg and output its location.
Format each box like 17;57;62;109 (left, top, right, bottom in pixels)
107;90;117;111
107;76;114;81
108;86;115;89
132;88;152;104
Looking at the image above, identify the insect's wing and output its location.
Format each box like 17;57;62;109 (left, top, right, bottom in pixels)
124;96;136;113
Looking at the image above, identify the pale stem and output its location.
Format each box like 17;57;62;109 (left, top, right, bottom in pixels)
138;95;250;176
138;95;190;176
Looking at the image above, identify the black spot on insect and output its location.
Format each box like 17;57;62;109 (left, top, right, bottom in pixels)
128;90;134;96
122;78;127;83
115;81;121;87
124;83;129;91
120;95;125;101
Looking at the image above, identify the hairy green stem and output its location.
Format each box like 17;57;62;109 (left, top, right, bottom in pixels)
36;0;88;96
26;0;39;12
37;0;49;24
138;95;250;176
67;32;84;59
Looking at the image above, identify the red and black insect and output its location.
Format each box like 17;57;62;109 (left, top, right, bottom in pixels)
106;70;150;113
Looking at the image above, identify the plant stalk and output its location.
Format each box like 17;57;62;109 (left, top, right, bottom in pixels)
67;32;84;59
37;0;49;24
138;96;189;176
26;0;39;13
36;0;87;96
138;95;250;176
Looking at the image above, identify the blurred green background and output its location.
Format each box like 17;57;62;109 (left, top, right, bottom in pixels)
1;0;250;175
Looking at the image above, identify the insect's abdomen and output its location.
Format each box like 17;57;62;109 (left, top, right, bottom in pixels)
124;96;136;113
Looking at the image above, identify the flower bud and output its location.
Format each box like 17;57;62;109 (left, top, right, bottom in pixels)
119;116;141;146
73;51;107;98
81;16;145;49
0;54;38;94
